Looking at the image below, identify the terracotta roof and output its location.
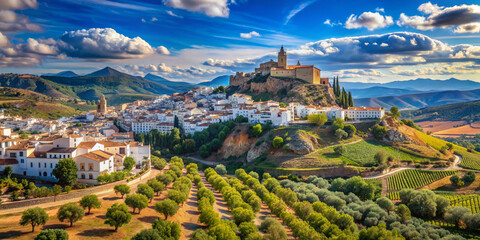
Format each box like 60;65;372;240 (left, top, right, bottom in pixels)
0;159;18;165
47;147;76;153
7;141;31;150
77;150;113;162
77;142;98;149
28;151;47;158
98;141;127;147
38;135;62;141
69;134;82;138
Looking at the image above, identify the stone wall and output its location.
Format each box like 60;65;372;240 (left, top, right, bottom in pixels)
0;169;151;210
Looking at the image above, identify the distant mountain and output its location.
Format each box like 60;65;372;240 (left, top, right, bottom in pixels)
0;73;70;98
402;100;480;122
355;89;480;109
144;73;198;92
350;86;425;99
85;67;128;77
42;71;78;77
200;75;229;87
343;78;480;91
42;67;177;105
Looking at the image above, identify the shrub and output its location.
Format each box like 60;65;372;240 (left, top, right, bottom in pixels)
372;125;387;140
152;218;181;240
334;145;346;155
307;113;328;126
335;129;348;140
215;164;227;175
272;137;284;148
462;171;476;183
35;229;68;240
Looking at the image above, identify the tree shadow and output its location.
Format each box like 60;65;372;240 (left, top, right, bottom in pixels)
96;215;107;220
103;196;120;201
43;223;69;229
77;228;115;237
182;222;202;231
186;201;197;207
138;216;158;223
186;210;200;215
0;230;29;239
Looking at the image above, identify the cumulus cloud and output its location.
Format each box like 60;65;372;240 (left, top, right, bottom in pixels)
390;62;478;76
0;10;42;33
345;12;393;31
397;3;480;31
375;7;384;12
454;23;480;33
204;32;480;75
162;0;230;18
335;69;386;78
123;63;219;79
0;28;169;67
0;0;37;10
57;28;167;59
240;31;260;39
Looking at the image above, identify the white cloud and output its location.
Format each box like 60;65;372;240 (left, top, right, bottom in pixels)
398;3;480;31
151;17;158;22
335;69;386;78
0;10;42;33
390;62;478;76
156;46;170;55
284;0;317;25
123;63;219;79
454;23;480;33
345;12;393;31
417;2;443;14
166;10;183;18
240;31;260;39
57;28;167;59
0;0;37;10
162;0;230;18
375;7;384;12
324;19;342;27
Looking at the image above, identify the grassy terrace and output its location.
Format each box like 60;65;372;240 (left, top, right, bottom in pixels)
416;129;480;170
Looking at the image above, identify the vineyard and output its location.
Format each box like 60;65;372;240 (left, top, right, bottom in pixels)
442;194;480;214
457;150;480;170
387;169;457;191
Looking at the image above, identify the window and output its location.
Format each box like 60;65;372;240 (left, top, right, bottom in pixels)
21;159;24;163
54;154;57;158
9;152;16;158
43;172;47;176
19;151;23;157
80;163;85;171
30;162;33;167
50;163;53;168
23;171;26;176
89;174;93;179
39;172;41;176
81;173;85;179
44;163;46;168
38;162;41;168
88;163;93;171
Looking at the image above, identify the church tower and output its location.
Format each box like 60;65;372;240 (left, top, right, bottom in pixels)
278;45;287;69
97;95;107;114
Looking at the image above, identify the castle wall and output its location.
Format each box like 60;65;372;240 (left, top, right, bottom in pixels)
270;69;296;78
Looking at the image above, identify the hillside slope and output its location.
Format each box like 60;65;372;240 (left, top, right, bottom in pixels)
355;89;480;109
402;100;480;122
0;74;71;99
227;74;338;106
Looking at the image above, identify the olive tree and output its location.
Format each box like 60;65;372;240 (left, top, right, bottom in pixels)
20;207;48;232
57;203;84;227
104;203;132;231
114;184;130;198
79;194;101;214
155;199;179;219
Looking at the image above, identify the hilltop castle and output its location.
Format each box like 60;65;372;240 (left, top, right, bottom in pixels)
97;95;107;114
230;46;329;86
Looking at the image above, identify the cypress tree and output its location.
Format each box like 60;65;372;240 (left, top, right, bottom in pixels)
348;91;353;107
336;77;341;97
332;77;336;96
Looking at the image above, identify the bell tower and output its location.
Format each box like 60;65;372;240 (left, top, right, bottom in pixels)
278;45;287;69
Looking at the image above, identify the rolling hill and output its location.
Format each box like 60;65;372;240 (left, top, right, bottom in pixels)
343;78;480;91
144;73;198;93
401;100;480;122
355;89;480;109
350;86;425;98
42;71;78;77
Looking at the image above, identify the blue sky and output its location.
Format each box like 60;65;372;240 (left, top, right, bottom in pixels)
1;0;480;83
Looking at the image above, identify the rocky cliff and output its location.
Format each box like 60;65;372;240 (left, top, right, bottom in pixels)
227;74;338;106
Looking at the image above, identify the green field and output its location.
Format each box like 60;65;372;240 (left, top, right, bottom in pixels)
338;140;433;166
387;169;457;191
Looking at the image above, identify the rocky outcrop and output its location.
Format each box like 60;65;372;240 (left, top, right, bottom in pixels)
384;129;411;143
217;126;255;159
247;141;271;162
288;131;318;155
227;74;338;107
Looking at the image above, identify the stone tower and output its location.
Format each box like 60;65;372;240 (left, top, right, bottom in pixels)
278;45;287;69
97;95;107;114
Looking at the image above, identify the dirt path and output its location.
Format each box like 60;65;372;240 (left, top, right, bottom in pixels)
170;183;203;239
254;201;295;240
200;174;232;220
0;167;169;240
